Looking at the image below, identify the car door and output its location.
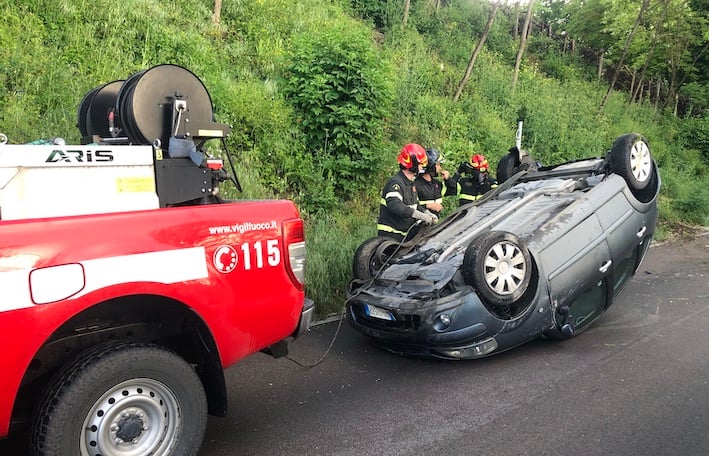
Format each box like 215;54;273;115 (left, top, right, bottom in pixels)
539;212;611;326
595;187;651;296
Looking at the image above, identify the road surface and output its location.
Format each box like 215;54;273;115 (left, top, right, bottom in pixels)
1;233;707;455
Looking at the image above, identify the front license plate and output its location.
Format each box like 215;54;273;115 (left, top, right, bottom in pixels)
364;304;394;321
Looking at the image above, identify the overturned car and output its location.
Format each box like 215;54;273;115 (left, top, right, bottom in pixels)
346;133;660;359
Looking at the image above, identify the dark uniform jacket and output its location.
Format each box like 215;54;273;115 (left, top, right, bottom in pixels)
377;170;419;241
446;169;497;206
414;175;446;217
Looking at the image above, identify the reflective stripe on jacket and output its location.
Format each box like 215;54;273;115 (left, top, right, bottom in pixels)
377;170;419;235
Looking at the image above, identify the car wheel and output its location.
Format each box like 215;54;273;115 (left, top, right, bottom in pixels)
352;237;400;280
32;343;207;456
496;153;518;184
463;231;532;307
609;133;653;190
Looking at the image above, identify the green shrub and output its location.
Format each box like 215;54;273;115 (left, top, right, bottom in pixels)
677;114;709;162
348;0;398;30
659;169;709;228
282;23;393;206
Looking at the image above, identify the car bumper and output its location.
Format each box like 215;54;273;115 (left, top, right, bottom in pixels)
346;289;523;360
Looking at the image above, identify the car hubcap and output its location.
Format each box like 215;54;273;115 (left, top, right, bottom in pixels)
81;378;181;456
631;141;652;183
484;241;527;295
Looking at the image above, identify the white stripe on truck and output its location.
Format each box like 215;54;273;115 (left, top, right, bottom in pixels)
0;247;208;312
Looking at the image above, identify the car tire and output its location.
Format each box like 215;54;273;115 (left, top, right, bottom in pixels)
496;153;518;184
609;133;653;190
463;231;532;307
352;237;400;280
31;343;207;456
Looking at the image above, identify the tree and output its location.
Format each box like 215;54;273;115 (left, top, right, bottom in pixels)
656;0;708;112
564;0;614;81
512;1;521;40
512;0;535;90
403;0;411;27
538;0;569;39
565;0;707;116
212;0;222;25
629;3;665;105
599;0;651;111
453;1;501;101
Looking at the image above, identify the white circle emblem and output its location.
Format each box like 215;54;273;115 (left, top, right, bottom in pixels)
213;245;238;273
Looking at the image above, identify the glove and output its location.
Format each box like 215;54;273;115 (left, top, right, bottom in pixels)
412;209;436;226
458;162;475;174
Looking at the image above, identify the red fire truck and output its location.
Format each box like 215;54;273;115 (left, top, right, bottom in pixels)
0;64;313;455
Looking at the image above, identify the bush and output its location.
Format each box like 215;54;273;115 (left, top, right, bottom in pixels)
677;113;709;162
282;23;393;207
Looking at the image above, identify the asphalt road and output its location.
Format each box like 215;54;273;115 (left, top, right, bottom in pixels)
2;233;707;455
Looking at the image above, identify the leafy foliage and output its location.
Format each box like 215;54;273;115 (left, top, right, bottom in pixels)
678;114;709;162
348;0;399;30
282;23;393;203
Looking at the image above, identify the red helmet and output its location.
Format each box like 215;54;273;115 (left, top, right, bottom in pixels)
398;143;428;171
470;154;489;172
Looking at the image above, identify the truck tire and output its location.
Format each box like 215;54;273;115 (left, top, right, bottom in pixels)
31;343;207;456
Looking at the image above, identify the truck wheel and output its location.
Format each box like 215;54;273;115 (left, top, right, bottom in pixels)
32;343;207;456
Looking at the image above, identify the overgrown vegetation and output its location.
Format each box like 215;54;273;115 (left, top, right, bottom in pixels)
1;0;706;318
282;22;392;209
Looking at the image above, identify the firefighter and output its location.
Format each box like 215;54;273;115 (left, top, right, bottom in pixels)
377;143;438;242
415;147;450;218
447;153;498;206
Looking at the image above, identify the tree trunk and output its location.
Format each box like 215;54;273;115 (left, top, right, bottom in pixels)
674;41;709;96
631;3;666;106
403;0;411;27
630;42;656;104
512;2;520;40
600;0;650;111
212;0;222;25
597;50;604;82
512;0;534;91
453;1;501;101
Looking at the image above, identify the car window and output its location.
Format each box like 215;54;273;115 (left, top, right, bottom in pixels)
612;242;640;296
557;279;608;330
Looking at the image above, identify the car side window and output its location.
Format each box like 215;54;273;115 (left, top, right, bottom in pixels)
560;278;609;330
612;242;641;296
